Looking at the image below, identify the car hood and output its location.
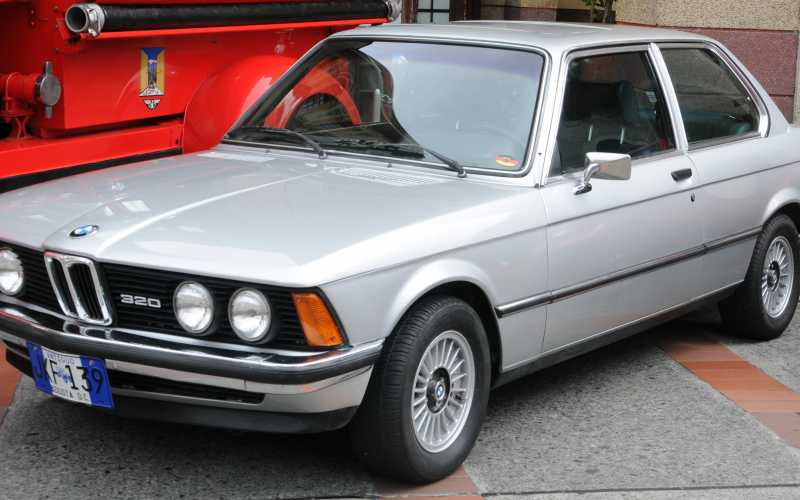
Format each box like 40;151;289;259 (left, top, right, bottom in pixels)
0;146;536;287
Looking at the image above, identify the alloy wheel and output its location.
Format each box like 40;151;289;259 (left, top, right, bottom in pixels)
761;235;795;318
410;330;475;453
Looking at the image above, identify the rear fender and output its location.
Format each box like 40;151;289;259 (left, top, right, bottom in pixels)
764;185;800;225
182;55;295;153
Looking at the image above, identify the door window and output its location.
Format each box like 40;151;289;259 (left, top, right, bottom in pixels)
554;51;676;175
661;48;760;144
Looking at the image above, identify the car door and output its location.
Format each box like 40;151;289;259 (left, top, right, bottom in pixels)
539;44;705;352
658;43;773;293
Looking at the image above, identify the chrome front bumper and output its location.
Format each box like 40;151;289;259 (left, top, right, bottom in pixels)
0;298;382;431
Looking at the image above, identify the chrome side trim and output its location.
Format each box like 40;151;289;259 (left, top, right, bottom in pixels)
496;226;761;317
494;292;552;318
494;281;742;386
706;227;763;251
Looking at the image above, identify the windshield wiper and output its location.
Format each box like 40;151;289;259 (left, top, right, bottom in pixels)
323;139;467;178
229;127;327;159
417;145;467;178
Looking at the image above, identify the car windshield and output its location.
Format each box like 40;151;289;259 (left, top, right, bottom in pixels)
228;40;545;173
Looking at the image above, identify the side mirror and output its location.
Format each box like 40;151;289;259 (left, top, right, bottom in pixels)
574;152;632;195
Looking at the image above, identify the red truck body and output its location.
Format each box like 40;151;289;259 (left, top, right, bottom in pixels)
0;0;392;186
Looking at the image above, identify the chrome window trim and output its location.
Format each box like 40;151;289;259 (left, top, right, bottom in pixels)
540;44;680;184
648;42;689;152
656;41;770;150
685;131;763;152
227;35;552;182
44;251;113;326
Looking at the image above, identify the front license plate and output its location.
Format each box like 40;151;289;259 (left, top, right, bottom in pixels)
26;342;114;409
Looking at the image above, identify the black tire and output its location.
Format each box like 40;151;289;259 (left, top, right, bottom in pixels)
720;214;800;340
349;295;491;483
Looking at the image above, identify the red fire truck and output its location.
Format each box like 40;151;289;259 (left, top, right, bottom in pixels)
0;0;397;190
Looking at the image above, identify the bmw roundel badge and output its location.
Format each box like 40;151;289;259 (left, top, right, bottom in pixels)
70;225;99;238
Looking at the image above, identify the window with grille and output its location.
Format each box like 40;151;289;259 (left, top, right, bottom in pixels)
417;0;451;24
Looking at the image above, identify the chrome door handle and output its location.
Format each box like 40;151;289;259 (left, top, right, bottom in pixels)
671;168;693;181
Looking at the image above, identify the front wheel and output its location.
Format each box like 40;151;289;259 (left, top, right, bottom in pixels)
349;296;490;483
720;214;800;340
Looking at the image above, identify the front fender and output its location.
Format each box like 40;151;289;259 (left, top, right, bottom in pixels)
388;258;500;336
321;225;549;370
321;257;499;347
320;222;548;348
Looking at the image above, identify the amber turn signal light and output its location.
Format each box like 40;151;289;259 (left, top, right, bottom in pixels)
292;292;344;348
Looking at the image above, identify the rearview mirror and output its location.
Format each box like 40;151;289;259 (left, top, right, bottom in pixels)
574;152;632;195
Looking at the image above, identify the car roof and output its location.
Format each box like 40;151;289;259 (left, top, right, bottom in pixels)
335;21;714;55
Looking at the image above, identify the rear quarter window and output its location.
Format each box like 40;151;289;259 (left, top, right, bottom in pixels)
661;48;761;144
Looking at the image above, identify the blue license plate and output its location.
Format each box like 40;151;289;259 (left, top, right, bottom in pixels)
27;342;114;409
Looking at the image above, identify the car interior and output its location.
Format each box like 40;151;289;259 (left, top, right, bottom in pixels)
554;52;676;175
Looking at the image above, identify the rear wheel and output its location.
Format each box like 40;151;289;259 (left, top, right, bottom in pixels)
349;296;490;483
720;215;800;340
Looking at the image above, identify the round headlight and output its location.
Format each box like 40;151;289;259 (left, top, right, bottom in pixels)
173;281;214;335
229;288;272;343
0;249;24;296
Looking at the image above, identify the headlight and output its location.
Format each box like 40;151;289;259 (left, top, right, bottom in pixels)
0;249;24;296
229;288;272;343
173;281;214;335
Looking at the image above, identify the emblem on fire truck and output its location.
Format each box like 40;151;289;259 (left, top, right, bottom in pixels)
139;47;165;110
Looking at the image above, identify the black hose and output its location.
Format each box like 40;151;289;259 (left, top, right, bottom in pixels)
70;1;389;33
